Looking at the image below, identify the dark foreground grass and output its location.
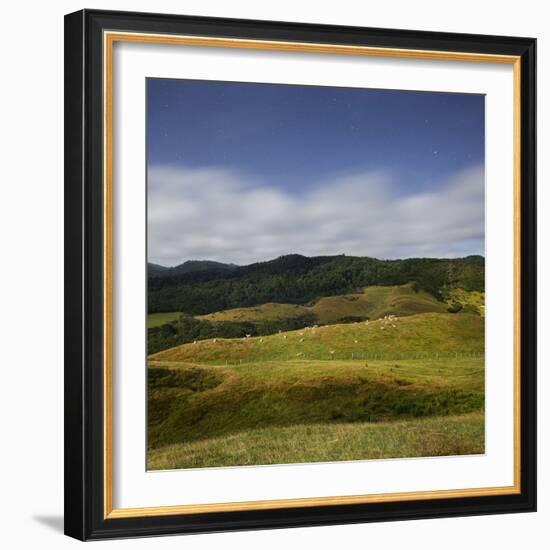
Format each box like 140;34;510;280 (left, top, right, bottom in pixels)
148;412;484;470
148;357;484;465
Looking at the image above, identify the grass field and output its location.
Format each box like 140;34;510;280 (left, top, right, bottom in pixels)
148;305;485;470
149;412;484;470
198;284;449;324
148;311;181;328
150;312;484;364
148;355;484;469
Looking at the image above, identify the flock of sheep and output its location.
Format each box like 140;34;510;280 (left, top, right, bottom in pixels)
190;314;400;353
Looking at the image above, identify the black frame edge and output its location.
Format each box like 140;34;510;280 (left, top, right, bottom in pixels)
519;38;537;514
64;9;86;541
64;9;537;541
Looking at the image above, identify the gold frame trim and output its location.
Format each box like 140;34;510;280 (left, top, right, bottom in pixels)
103;31;522;519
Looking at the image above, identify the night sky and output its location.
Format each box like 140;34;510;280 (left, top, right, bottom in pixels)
147;78;485;267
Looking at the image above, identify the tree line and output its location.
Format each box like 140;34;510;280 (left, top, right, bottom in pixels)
148;313;322;354
148;254;484;315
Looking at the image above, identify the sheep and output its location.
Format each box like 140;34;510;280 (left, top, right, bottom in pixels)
259;338;263;343
299;338;304;343
354;340;358;344
283;335;287;340
193;340;197;344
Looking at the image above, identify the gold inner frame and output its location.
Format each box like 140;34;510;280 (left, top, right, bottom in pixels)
103;30;522;519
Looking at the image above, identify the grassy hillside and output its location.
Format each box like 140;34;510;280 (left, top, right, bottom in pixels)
448;288;485;316
148;312;181;329
147;286;483;331
149;412;484;469
198;284;448;324
147;357;484;467
150;312;484;364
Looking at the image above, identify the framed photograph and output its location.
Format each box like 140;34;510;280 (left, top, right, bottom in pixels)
64;9;536;540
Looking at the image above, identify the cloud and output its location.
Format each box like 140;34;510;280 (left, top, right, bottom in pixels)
147;164;484;266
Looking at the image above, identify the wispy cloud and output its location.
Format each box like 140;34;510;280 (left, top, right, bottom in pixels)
148;164;484;266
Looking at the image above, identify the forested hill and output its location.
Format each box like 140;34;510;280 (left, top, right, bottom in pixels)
148;254;484;315
148;260;238;277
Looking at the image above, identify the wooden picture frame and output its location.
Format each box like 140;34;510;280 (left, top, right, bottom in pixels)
64;9;536;541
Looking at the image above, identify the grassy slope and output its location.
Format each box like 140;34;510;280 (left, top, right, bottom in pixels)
198;284;448;324
448;288;485;316
148;306;485;469
148;358;484;468
148;412;484;469
148;357;484;455
148;285;484;328
150;312;484;364
148;312;181;328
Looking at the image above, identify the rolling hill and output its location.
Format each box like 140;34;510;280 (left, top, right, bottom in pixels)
147;356;484;467
150;312;484;364
198;284;449;325
146;255;486;469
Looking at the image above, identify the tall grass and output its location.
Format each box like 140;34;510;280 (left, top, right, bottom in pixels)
148;412;484;470
148;357;484;455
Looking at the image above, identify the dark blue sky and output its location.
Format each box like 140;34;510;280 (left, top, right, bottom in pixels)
147;78;484;196
146;78;485;266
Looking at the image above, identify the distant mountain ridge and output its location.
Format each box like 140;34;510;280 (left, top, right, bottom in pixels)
148;253;485;315
148;260;238;277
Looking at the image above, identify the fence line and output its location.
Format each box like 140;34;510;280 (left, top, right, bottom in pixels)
219;350;484;366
